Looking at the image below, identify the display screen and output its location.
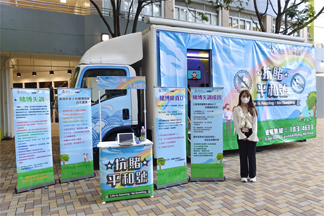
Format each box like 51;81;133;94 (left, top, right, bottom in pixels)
188;70;201;80
118;133;134;144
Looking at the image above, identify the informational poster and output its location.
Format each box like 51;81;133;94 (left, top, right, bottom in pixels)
157;30;316;150
154;87;188;189
190;87;224;181
12;88;55;193
100;145;153;202
58;88;94;182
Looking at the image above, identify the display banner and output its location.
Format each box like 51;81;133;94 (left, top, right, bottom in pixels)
58;88;94;183
12;88;55;193
190;87;225;181
157;30;317;150
154;87;188;189
97;76;146;90
100;145;153;202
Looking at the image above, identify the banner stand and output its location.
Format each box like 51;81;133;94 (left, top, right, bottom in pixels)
16;181;56;193
189;87;225;183
189;177;225;182
154;179;189;190
59;173;96;184
58;88;95;184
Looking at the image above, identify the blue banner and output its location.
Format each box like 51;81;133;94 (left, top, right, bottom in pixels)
190;87;224;179
157;30;317;150
58;88;94;182
97;76;146;90
99;145;153;201
154;87;188;187
12;88;54;191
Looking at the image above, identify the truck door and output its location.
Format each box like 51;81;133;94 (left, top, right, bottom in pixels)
78;66;132;148
187;50;211;119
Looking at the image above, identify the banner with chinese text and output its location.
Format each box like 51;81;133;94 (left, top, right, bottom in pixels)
190;87;224;181
13;88;55;192
154;87;188;188
97;76;146;90
99;145;153;202
58;88;94;182
157;31;316;150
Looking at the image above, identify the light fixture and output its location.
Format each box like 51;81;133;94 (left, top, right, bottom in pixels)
16;60;21;77
32;60;36;76
67;62;72;74
60;0;66;3
101;33;109;41
17;73;21;77
321;59;324;63
49;61;54;75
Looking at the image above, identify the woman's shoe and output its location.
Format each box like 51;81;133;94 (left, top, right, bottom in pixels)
249;177;256;182
241;177;248;182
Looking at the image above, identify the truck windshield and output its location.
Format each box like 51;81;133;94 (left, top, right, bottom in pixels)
81;68;127;105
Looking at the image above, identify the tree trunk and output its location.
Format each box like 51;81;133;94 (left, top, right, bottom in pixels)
132;2;144;33
62;160;65;165
220;159;223;164
313;103;317;117
158;163;161;170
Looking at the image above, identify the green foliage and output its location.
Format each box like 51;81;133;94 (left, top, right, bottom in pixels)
157;158;166;165
216;153;223;160
192;0;248;22
306;91;317;110
60;154;70;162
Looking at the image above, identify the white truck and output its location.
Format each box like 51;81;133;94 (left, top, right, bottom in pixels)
72;17;317;164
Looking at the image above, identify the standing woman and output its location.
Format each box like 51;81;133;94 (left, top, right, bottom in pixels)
233;90;259;182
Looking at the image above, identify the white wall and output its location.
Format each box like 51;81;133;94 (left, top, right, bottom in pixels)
315;48;324;73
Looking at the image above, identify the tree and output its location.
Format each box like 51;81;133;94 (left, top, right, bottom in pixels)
306;91;317;117
216;153;223;164
187;0;249;22
90;0;164;38
252;0;324;35
157;158;165;170
61;154;70;165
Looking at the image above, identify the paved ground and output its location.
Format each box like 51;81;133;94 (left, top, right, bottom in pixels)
1;119;324;216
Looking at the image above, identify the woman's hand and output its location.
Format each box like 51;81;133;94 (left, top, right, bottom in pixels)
243;138;248;141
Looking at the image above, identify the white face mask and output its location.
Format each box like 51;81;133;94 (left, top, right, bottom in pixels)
241;97;250;104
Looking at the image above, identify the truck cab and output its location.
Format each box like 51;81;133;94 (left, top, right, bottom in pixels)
72;33;143;150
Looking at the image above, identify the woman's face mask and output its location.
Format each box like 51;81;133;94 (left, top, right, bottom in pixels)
241;97;250;104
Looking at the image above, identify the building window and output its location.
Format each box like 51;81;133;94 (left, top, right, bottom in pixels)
174;6;218;26
103;0;161;19
230;17;259;31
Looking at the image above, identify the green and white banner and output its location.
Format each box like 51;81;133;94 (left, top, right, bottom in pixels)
154;87;188;189
58;88;94;183
13;88;55;193
190;87;224;181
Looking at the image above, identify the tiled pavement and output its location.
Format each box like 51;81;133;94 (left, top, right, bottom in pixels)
1;119;324;216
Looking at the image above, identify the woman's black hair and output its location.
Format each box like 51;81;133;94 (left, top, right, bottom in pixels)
237;90;259;117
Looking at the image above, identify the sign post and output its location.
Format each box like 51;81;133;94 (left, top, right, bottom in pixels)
58;88;95;183
13;88;55;193
190;87;225;182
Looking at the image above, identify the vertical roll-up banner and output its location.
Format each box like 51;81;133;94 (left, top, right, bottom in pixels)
13;88;55;193
58;88;95;183
154;87;188;189
190;87;225;182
